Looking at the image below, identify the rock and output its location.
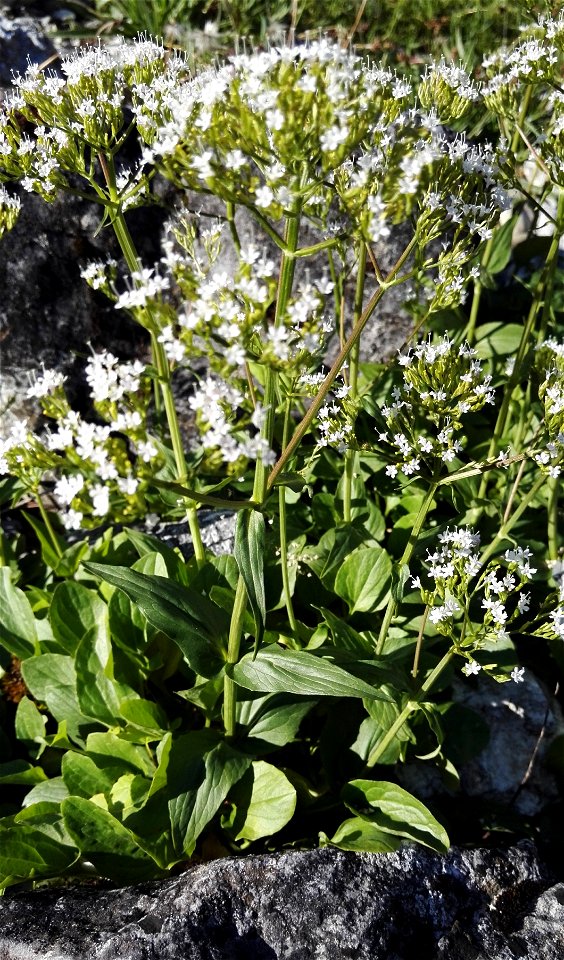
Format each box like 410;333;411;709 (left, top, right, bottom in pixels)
454;671;562;817
0;11;57;86
145;509;237;558
397;671;561;820
0;843;561;959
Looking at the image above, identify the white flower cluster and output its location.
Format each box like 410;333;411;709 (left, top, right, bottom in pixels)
377;337;494;479
0;37;185;201
189;376;275;465
483;14;563;93
534;339;564;478
412;527;537;680
0;349;156;528
143;39;412;219
0;183;21;237
26;368;66;399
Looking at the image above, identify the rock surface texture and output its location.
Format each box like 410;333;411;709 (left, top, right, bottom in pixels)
0;844;562;960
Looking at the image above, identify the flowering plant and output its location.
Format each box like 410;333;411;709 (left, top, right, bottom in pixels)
0;17;562;889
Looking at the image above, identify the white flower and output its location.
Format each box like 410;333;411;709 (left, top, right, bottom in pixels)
511;666;525;683
54;474;84;506
462;660;482;676
26;368;66;398
90;483;110;517
254;185;274;208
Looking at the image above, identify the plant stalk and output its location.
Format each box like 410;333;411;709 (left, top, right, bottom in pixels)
366;646;455;768
376;479;438;655
223;574;248;738
343;242;367;523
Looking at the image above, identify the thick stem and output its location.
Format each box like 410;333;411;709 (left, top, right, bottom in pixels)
366;647;455;768
343;242;367;523
223;575;248;738
279;398;297;631
376;480;438;655
547;477;559;563
36;493;63;559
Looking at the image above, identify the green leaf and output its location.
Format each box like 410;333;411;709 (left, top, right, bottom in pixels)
230;647;391;700
61;797;159;882
49;581;108;655
225;761;296;841
0;760;47;785
238;693;315;747
23;777;69;807
391;563;411;606
120;698;169;738
335;546;392;613
21;654;85;738
84;563;227;678
85;731;155;777
0;818;78;886
23;512;68;572
15;697;47;757
124;529;190;583
75;625;135;726
321;816;402;853
319;607;373;655
484;213;518;275
474;322;524;360
165;731;251;855
109;773;151;819
305;524;368;590
235;510;266;650
62;752;123;799
342;780;449;853
0;567;38;659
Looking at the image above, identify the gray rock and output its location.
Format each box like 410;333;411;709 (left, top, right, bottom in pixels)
455;671;562;816
146;509;237;558
0;843;561;959
0;11;56;86
398;671;562;818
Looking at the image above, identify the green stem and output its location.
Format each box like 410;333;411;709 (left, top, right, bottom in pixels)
343;242;367;524
376;479;438;655
253;208;301;503
36;493;63;559
547;477;559;563
411;604;430;679
102;154;205;567
477;473;545;571
366;646;455;768
225;208;302;735
223;574;248;738
465;236;493;346
477;200;564;502
267;235;418;491
279;398;297;632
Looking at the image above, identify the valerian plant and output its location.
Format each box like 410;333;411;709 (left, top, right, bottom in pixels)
0;15;562;890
